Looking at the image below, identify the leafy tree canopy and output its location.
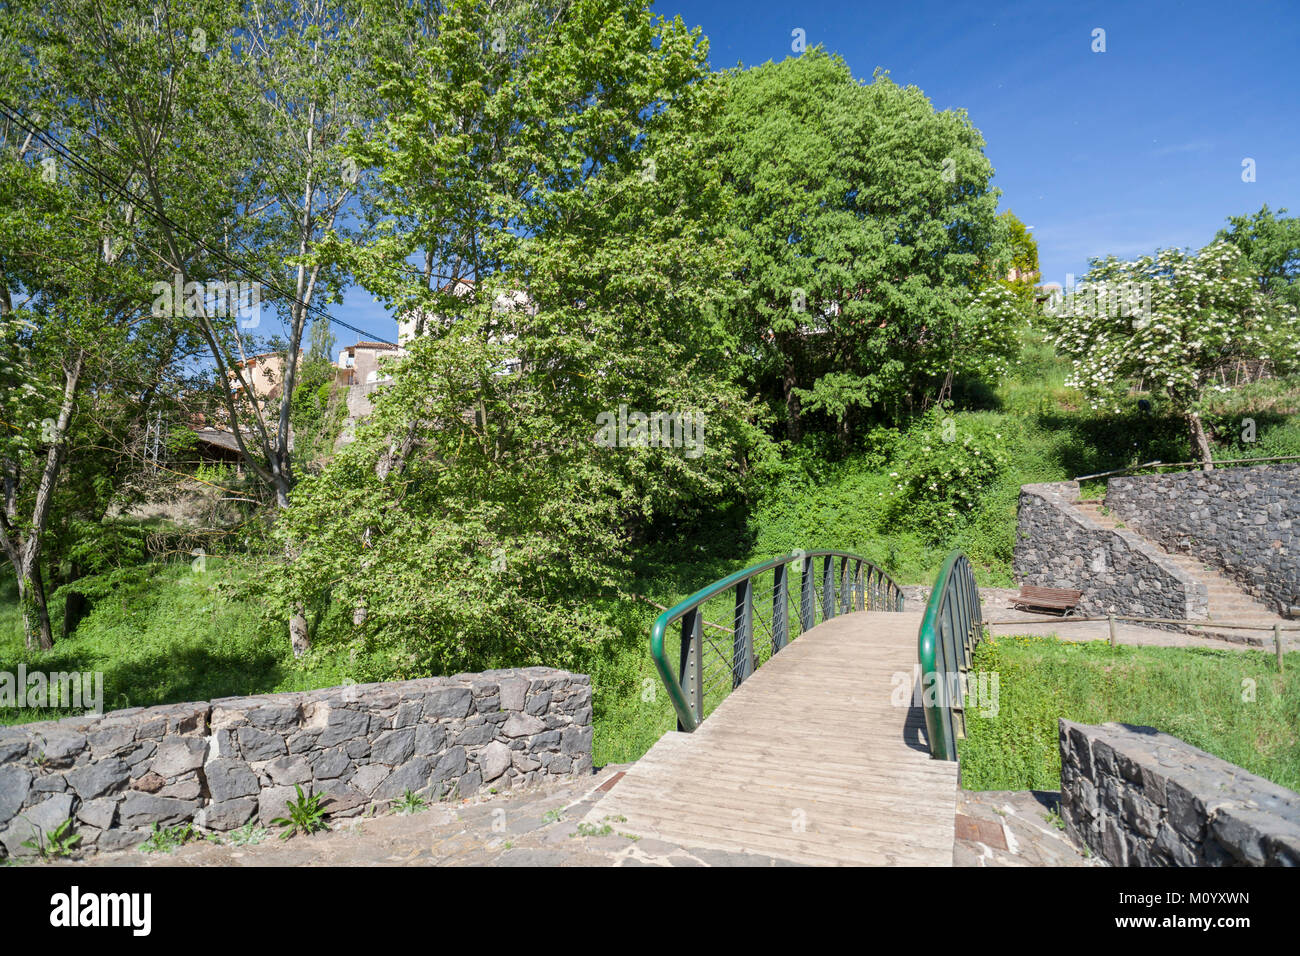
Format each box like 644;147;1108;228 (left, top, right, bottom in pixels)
709;48;1017;440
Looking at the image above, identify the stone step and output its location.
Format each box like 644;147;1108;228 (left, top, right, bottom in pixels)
1183;626;1274;647
1072;496;1290;636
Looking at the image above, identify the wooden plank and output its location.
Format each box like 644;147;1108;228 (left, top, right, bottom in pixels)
586;610;959;866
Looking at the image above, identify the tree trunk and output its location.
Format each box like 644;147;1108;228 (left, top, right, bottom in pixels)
289;602;310;658
1187;410;1214;470
783;360;802;442
18;564;54;651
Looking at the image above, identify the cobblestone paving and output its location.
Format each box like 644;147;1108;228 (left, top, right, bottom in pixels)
56;765;800;867
53;779;1099;867
953;789;1101;867
45;764;1099;867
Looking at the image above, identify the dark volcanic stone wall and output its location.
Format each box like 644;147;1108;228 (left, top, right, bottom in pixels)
1107;465;1300;617
1014;481;1207;621
0;668;592;858
1060;720;1300;866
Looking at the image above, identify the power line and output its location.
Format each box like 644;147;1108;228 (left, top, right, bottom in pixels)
0;98;397;346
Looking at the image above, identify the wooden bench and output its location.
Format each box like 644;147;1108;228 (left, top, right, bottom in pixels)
1012;585;1083;616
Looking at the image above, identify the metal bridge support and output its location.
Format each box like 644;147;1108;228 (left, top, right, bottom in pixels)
678;608;703;731
822;556;835;621
733;578;754;688
772;563;789;653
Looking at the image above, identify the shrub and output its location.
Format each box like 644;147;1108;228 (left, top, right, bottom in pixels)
886;407;1009;541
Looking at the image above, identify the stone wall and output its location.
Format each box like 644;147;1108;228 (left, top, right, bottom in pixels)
0;668;592;859
1059;720;1300;866
1106;464;1300;617
1014;481;1207;621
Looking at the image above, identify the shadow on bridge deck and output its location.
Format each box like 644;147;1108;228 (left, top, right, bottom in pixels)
584;611;960;865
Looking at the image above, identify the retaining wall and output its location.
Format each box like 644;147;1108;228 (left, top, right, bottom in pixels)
1013;481;1207;622
1106;464;1300;617
1059;719;1300;866
0;667;592;858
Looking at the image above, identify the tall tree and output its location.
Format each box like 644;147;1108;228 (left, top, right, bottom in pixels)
710;49;1014;442
267;0;767;675
12;0;378;654
0;94;187;648
1050;240;1300;469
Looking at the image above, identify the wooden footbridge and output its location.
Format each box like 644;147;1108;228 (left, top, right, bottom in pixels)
587;551;983;866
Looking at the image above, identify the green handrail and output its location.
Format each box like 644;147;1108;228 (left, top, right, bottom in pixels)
917;550;984;761
650;550;904;732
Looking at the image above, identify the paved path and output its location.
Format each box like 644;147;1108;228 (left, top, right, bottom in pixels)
583;611;960;865
55;765;802;867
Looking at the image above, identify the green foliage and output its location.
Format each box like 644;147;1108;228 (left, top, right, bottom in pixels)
391;789;427;815
1216;204;1300;311
0;560;282;726
712;48;1015;435
269;0;770;677
961;637;1300;792
1048;239;1300;463
21;817;81;859
885;407;1009;540
271;785;329;839
224;823;269;847
288;357;344;469
138;822;197;854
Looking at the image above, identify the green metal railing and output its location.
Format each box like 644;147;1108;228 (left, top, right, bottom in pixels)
917;550;983;761
650;550;904;732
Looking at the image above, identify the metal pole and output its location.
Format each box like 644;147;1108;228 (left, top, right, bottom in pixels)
823;556;834;621
839;556;850;615
733;580;754;687
772;563;788;653
679;609;703;730
800;554;814;633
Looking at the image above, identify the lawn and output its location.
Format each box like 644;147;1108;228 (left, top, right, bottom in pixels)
959;635;1300;792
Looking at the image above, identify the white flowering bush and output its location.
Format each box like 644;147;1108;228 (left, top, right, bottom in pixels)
887;407;1009;540
1048;240;1300;465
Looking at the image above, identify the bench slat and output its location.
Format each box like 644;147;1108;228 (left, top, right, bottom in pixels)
1014;585;1083;613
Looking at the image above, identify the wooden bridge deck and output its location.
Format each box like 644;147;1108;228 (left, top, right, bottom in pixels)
587;611;960;865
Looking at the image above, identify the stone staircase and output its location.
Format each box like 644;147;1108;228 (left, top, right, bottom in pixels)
1073;498;1287;646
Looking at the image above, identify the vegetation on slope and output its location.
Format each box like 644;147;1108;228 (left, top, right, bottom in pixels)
961;637;1300;792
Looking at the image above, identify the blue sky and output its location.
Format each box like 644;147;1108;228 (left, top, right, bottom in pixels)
330;0;1300;344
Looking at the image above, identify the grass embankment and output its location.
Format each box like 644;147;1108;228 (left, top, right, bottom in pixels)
0;561;366;728
960;636;1300;792
3;345;1299;767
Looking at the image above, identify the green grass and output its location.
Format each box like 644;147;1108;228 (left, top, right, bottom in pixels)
3;335;1299;776
960;635;1300;792
0;558;376;727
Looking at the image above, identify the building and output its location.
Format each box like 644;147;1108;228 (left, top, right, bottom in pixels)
336;341;401;386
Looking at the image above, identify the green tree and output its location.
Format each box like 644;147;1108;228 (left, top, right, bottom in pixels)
267;0;768;675
307;318;336;363
1049;240;1300;468
996;210;1040;305
710;49;1014;442
12;0;379;654
1216;204;1300;311
0;108;191;649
